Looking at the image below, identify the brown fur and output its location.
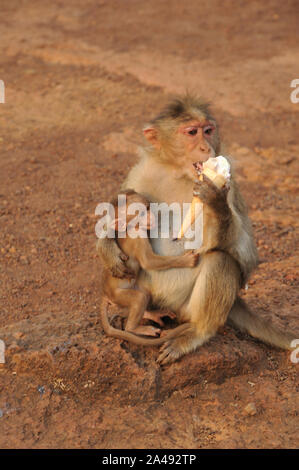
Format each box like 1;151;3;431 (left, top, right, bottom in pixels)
97;95;296;363
101;190;199;342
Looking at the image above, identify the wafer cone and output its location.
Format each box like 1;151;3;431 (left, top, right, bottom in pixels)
177;167;226;239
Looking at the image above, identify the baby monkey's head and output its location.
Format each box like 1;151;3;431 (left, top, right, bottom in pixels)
110;189;155;235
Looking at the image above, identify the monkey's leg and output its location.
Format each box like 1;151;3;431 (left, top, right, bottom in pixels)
143;310;176;327
113;288;161;337
158;252;240;364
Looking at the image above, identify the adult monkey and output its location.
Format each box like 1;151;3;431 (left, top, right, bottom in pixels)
97;95;295;364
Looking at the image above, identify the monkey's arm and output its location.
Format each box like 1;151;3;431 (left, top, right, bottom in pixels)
193;174;233;251
193;174;231;219
96;238;134;279
193;174;258;285
136;240;199;271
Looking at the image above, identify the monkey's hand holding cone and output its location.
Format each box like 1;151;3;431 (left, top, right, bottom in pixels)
177;156;231;239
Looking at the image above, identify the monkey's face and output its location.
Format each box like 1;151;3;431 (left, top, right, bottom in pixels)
177;120;217;173
143;114;219;181
127;196;156;231
137;207;156;230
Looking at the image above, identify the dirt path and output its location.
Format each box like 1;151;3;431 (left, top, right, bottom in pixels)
0;0;298;448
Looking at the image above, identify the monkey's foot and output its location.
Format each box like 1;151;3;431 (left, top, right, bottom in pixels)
157;340;183;364
127;325;161;337
157;326;204;365
143;310;176;327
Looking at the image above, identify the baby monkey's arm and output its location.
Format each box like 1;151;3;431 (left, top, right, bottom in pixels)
134;238;199;271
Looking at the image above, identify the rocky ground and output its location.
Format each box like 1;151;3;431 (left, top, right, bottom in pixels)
0;0;298;448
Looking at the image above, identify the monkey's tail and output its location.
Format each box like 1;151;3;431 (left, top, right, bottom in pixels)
228;297;296;350
100;297;190;346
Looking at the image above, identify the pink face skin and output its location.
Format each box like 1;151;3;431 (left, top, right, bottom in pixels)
133;198;156;231
143;119;217;181
126;200;156;234
111;207;155;235
137;208;156;231
178;120;216;161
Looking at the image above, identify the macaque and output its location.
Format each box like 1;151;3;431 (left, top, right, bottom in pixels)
97;95;296;363
101;189;199;343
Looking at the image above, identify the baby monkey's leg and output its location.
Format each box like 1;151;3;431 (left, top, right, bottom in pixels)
143;310;176;327
113;287;161;337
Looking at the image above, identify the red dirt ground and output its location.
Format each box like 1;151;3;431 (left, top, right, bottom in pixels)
0;0;298;449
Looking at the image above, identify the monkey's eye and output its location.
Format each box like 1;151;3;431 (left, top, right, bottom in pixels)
204;126;214;135
188;128;198;136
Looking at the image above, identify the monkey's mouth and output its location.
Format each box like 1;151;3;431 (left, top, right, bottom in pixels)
193;161;203;175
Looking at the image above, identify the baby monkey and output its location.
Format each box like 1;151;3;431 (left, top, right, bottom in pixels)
101;189;199;343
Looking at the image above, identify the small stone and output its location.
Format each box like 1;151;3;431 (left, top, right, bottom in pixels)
13;331;24;339
37;385;45;395
244;402;257;416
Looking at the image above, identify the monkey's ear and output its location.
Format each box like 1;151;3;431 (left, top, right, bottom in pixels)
143;126;160;149
109;218;127;232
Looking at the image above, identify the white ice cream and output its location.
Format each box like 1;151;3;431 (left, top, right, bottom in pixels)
203;155;231;180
